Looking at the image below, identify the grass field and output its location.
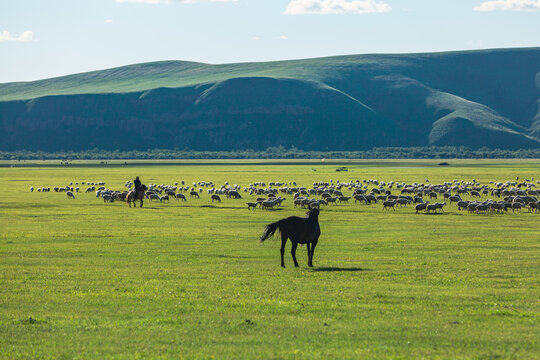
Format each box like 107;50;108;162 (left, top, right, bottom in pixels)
1;160;539;359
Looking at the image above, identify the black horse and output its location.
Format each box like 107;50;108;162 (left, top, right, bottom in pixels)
259;208;321;268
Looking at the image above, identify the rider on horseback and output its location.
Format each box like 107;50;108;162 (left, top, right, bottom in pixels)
133;176;142;198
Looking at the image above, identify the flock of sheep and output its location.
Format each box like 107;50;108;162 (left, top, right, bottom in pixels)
30;176;540;215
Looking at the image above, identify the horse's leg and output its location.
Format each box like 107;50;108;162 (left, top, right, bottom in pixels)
306;243;312;267
309;239;318;267
290;241;299;267
140;198;143;208
280;233;287;268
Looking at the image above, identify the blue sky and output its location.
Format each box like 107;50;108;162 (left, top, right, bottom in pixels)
1;0;539;82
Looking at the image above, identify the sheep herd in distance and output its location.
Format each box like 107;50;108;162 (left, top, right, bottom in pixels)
30;176;540;215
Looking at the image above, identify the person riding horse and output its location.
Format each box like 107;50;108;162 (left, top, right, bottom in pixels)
133;176;142;198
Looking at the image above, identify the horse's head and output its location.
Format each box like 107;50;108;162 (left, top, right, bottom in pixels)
306;207;320;218
140;184;148;191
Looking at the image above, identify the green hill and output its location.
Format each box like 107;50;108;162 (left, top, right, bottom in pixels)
1;48;539;151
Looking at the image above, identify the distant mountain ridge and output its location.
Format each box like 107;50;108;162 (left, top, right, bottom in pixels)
1;48;539;151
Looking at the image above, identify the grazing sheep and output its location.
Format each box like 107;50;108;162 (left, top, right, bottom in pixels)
353;194;367;204
30;187;34;192
475;203;489;214
415;201;429;214
382;200;396;210
160;195;170;202
211;194;221;202
247;202;258;210
490;202;507;214
227;190;242;199
293;198;305;207
190;191;200;198
397;198;411;206
260;200;278;210
467;203;480;213
326;197;337;205
448;195;461;204
456;200;469;211
413;196;424;204
149;194;161;202
338;196;351;203
175;193;187;201
511;202;523;212
434;202;446;212
103;194;114;203
365;194;377;203
66;191;75;199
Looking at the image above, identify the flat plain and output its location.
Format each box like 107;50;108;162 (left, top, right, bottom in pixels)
0;159;539;359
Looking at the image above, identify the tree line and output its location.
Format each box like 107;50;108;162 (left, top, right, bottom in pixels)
2;146;540;161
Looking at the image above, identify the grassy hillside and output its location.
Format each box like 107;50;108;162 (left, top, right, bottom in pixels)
0;48;539;151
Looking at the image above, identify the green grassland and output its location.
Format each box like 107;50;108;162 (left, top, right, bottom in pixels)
0;160;539;359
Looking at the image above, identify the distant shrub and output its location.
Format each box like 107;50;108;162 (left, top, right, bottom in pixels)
1;147;540;160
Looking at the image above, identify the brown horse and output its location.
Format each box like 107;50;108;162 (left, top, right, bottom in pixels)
126;184;147;208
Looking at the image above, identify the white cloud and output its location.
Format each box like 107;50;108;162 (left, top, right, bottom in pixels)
473;0;540;11
116;0;237;3
279;35;289;40
252;36;260;41
183;0;237;3
116;0;168;3
105;19;114;23
284;0;391;14
0;30;34;42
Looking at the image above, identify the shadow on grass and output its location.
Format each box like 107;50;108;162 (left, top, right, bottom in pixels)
211;254;252;259
310;267;371;272
197;205;285;211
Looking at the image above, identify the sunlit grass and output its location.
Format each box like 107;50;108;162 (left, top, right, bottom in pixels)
0;160;539;359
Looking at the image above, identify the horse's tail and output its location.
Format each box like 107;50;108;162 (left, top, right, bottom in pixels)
259;220;283;243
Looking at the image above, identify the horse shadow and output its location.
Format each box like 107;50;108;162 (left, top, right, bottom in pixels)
310;267;371;272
